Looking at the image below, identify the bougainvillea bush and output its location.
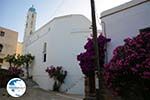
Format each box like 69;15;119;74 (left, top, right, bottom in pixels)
104;31;150;100
8;67;24;77
45;65;67;91
77;34;111;76
0;67;23;88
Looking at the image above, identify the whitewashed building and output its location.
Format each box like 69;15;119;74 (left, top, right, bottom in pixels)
23;6;92;94
100;0;150;62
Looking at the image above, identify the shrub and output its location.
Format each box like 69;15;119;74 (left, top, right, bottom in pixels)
104;31;150;100
45;65;67;91
77;34;111;76
8;67;24;77
0;68;22;88
4;54;34;79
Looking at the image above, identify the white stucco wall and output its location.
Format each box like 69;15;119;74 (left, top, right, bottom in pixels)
101;0;150;62
25;14;92;95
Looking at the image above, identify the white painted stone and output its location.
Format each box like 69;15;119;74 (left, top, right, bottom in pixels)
24;12;92;94
101;0;150;62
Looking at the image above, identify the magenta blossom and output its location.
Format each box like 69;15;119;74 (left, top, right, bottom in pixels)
77;34;111;76
103;31;150;99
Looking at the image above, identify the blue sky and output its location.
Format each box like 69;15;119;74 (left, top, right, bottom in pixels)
0;0;131;42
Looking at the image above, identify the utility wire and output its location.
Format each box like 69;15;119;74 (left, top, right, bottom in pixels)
49;0;65;19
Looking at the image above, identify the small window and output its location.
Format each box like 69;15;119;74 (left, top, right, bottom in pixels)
0;58;3;63
43;42;47;62
30;31;32;35
0;31;5;37
43;53;46;62
32;14;34;18
0;44;3;52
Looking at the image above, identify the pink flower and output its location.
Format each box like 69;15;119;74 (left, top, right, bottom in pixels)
143;71;150;76
103;31;150;97
131;68;138;72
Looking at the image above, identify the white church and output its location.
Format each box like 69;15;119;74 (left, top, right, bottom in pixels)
23;6;92;94
23;0;150;95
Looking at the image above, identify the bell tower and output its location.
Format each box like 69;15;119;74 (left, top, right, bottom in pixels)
23;5;36;53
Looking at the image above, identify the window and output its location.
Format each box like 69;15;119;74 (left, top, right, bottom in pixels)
0;31;5;36
32;14;34;18
43;54;47;62
0;58;3;63
0;44;3;52
43;42;47;62
30;31;32;35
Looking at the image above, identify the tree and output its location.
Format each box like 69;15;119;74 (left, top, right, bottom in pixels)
4;54;25;67
4;53;34;78
4;54;16;67
77;34;110;99
4;54;24;77
22;54;34;79
15;55;25;67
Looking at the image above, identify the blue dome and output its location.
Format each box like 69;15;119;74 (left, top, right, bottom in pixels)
29;5;36;12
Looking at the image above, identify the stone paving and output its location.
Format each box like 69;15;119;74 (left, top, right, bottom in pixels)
0;88;83;100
